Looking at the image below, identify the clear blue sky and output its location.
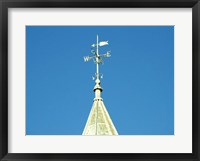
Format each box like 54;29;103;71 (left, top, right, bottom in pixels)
26;26;174;135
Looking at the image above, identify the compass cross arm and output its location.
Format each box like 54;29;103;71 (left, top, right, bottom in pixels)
84;55;95;62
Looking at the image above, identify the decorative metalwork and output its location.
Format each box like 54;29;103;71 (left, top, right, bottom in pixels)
84;35;111;81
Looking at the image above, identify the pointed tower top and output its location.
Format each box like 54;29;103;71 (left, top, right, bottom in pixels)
82;35;118;135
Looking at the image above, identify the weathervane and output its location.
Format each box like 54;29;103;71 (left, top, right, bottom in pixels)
84;35;111;84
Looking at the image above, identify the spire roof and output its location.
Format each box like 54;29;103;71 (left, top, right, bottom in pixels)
82;35;118;135
82;98;118;135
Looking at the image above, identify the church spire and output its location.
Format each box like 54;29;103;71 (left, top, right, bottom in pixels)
82;35;118;135
84;35;111;98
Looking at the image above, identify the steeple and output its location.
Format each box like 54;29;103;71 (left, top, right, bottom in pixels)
82;35;118;135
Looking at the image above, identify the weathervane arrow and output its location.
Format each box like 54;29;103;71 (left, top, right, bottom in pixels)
99;41;109;46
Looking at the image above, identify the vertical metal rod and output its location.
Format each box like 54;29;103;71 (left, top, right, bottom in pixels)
95;35;99;135
96;34;99;80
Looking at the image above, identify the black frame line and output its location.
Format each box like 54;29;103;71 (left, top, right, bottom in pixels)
0;0;199;161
